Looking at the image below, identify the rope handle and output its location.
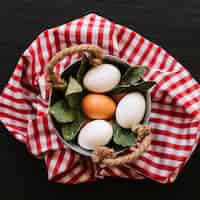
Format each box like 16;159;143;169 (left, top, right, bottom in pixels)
92;125;151;167
47;44;104;88
102;135;151;166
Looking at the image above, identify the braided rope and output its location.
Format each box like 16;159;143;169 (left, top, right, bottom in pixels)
102;135;151;166
92;125;151;167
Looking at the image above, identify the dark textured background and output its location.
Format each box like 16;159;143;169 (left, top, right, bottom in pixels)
0;0;199;199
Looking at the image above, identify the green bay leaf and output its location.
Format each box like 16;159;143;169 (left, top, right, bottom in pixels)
62;110;85;141
49;100;75;123
62;123;79;141
67;93;81;109
121;66;147;85
110;81;155;94
109;84;131;94
76;54;90;83
132;81;155;92
65;76;83;109
65;76;83;97
112;122;136;147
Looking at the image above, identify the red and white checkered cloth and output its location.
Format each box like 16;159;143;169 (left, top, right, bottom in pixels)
0;13;200;184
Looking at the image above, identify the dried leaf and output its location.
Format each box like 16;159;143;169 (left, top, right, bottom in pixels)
112;122;136;147
109;84;131;94
65;76;83;96
121;66;147;85
110;81;155;94
62;110;85;141
67;93;82;108
49;100;75;123
132;81;155;92
76;54;90;83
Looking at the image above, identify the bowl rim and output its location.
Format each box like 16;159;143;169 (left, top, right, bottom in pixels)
48;55;152;157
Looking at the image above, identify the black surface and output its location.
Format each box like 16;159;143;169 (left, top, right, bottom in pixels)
0;0;200;199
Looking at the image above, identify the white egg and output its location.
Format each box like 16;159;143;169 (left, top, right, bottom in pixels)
83;64;121;93
116;92;146;128
78;120;113;150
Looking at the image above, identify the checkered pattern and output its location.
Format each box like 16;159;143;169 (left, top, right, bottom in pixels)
0;13;199;184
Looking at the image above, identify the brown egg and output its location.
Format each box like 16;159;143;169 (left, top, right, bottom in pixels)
81;94;116;120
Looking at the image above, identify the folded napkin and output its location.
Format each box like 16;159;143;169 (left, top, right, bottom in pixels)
0;13;199;184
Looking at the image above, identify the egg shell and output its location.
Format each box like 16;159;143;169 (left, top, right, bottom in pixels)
78;120;113;150
83;64;121;93
116;92;146;128
81;94;116;120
